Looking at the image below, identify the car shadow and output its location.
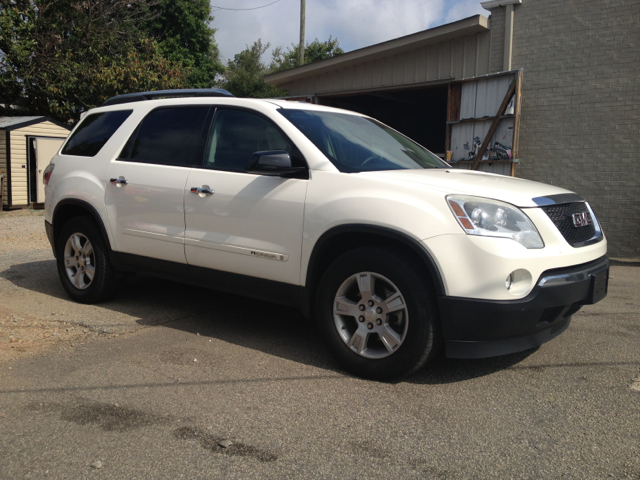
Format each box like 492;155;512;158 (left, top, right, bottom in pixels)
406;349;537;385
2;259;537;384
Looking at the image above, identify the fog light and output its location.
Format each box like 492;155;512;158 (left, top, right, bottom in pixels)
505;273;514;290
505;269;534;296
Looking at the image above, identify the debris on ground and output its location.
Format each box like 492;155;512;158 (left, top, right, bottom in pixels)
0;307;99;363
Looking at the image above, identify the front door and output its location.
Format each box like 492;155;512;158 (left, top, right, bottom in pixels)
184;107;308;286
105;106;212;264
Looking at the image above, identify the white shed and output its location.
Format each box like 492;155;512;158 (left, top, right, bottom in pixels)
0;117;70;209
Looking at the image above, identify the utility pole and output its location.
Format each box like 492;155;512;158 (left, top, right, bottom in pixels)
299;0;305;65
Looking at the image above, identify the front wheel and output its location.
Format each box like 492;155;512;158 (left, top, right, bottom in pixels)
316;246;441;381
56;216;118;304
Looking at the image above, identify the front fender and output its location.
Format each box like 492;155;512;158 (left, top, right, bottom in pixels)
301;170;459;286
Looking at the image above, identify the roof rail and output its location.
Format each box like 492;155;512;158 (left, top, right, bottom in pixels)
101;88;234;107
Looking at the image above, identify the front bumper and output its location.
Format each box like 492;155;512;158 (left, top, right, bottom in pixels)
439;255;609;358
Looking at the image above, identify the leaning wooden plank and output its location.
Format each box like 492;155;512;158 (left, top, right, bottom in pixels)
470;79;517;171
510;70;523;176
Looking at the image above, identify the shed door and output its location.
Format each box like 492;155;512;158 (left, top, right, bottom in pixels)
30;137;65;203
446;70;522;176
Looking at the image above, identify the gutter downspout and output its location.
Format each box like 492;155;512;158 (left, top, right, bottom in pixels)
481;0;520;72
503;4;515;71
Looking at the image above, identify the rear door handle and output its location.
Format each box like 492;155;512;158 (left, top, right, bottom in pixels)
110;177;128;185
190;186;214;195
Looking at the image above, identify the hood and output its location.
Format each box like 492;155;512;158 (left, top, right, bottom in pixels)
360;168;575;208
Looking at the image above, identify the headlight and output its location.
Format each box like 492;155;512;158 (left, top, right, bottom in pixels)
447;195;544;249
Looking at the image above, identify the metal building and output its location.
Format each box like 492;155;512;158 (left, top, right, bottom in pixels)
265;0;640;258
266;14;521;177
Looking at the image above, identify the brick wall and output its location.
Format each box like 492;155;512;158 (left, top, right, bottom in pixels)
489;7;506;72
504;0;640;258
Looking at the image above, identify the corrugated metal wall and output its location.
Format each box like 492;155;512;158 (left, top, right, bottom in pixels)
449;75;515;162
449;74;516;176
284;31;492;97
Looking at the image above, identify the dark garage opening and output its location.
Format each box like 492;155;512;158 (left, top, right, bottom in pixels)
318;84;448;155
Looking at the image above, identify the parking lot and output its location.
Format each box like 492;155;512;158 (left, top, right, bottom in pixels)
1;209;639;479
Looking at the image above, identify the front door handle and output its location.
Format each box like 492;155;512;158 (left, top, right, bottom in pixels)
190;186;214;195
110;177;128;185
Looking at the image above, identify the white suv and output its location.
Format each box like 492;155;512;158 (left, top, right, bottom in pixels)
43;89;609;380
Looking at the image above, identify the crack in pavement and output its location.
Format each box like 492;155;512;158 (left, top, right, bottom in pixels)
1;374;343;394
631;369;640;392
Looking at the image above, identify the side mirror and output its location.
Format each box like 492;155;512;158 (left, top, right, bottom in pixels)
245;150;307;177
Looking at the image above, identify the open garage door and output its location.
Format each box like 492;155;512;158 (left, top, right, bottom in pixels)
316;84;449;158
310;70;521;177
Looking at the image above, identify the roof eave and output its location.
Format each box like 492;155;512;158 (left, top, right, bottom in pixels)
0;116;70;131
480;0;522;10
265;14;489;87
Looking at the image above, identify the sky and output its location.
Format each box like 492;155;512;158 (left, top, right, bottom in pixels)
211;0;490;64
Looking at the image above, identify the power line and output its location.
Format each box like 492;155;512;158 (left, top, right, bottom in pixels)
211;0;281;11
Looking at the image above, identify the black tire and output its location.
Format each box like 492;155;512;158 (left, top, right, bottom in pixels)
316;246;441;381
56;216;118;304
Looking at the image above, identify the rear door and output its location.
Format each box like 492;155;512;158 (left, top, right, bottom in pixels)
183;107;308;286
105;106;211;264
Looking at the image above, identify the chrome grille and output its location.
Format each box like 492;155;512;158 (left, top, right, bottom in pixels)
541;202;599;247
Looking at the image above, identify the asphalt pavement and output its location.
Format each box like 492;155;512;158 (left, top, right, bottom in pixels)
0;214;639;479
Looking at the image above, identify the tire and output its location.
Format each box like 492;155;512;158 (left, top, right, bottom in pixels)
55;216;118;304
316;246;441;381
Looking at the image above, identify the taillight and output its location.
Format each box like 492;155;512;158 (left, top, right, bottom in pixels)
43;164;55;185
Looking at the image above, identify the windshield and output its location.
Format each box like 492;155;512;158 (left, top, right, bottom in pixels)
279;109;447;173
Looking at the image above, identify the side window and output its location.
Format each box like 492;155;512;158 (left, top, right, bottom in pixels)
121;106;210;167
62;110;132;157
205;108;303;172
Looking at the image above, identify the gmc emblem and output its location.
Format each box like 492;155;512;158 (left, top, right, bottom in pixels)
572;211;593;228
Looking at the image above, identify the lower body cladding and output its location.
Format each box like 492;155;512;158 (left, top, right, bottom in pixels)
45;218;610;364
439;256;609;358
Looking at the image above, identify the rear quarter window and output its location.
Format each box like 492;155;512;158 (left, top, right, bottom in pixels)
62;110;133;157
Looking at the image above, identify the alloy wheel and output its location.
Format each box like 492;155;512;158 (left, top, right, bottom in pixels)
63;233;95;290
333;271;409;359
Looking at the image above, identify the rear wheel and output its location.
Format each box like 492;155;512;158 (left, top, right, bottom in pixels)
316;246;441;381
56;216;118;304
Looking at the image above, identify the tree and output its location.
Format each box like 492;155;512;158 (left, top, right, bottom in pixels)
143;0;224;88
222;37;344;98
0;0;188;122
223;40;285;98
270;36;344;73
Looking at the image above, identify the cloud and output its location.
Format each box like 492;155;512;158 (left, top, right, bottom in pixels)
211;0;489;63
444;0;489;23
305;0;447;52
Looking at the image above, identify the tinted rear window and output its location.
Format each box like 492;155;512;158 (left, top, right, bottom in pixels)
123;106;210;167
62;110;132;157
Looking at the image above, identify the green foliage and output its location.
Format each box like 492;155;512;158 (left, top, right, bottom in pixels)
270;36;344;73
0;0;340;115
222;37;344;98
144;0;223;88
0;0;191;122
223;40;285;98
